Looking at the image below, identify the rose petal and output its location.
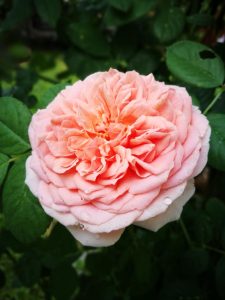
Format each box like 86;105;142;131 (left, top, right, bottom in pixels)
135;179;194;231
25;156;40;197
67;226;124;247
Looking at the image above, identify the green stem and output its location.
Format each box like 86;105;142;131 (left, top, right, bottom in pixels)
179;218;193;247
42;219;57;238
9;151;31;163
203;87;225;115
203;244;225;255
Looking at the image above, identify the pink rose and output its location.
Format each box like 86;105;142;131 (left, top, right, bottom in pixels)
25;69;210;247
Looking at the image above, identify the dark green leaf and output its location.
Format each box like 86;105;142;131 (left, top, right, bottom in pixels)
65;50;115;79
15;252;41;287
190;94;200;106
221;224;225;250
34;0;61;27
180;248;209;276
215;257;225;299
38;224;77;268
183;206;213;244
1;0;32;30
8;44;31;63
166;40;225;88
153;7;185;43
128;50;160;74
67;21;110;57
35;83;67;109
207;114;225;171
112;24;139;60
0;153;9;186
205;198;225;230
13;69;38;104
107;0;131;12
0;269;5;289
159;279;202;300
0;97;31;155
50;258;78;300
187;13;213;27
104;0;156;26
3;158;50;243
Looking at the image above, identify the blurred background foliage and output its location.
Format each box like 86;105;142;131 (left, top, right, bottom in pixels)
0;0;225;299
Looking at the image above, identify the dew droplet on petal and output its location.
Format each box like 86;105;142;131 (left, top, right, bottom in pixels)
164;197;172;205
79;223;85;230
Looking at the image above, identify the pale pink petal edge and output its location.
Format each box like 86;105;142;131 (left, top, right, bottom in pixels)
67;226;125;247
134;179;195;231
25;156;39;197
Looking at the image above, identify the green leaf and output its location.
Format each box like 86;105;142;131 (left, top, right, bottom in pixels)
215;257;225;299
15;252;41;287
1;0;32;31
190;94;200;107
38;224;77;269
0;153;9;186
221;224;225;250
112;24;139;60
108;0;131;12
153;7;185;43
3;158;50;243
128;50;160;74
50;258;78;300
159;279;202;300
34;0;61;28
65;50;115;79
207;114;225;171
67;21;110;57
166;40;225;88
206;198;225;231
36;83;67;109
0;97;31;155
187;13;213;27
180;248;209;276
104;0;156;26
8;43;31;62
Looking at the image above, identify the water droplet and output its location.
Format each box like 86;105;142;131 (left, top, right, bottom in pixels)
79;223;85;230
164;198;172;205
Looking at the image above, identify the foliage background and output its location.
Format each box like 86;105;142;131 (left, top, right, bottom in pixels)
0;0;225;299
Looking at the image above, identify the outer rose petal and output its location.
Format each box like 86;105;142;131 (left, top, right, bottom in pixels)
135;179;194;231
25;156;39;197
67;226;124;247
192;127;211;177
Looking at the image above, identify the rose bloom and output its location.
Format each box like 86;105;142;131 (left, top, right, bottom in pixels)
25;69;210;247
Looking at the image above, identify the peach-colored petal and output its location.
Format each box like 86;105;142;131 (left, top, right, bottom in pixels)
164;146;200;188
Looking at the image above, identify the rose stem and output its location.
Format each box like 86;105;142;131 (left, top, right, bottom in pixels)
203;86;225;115
179;218;193;248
